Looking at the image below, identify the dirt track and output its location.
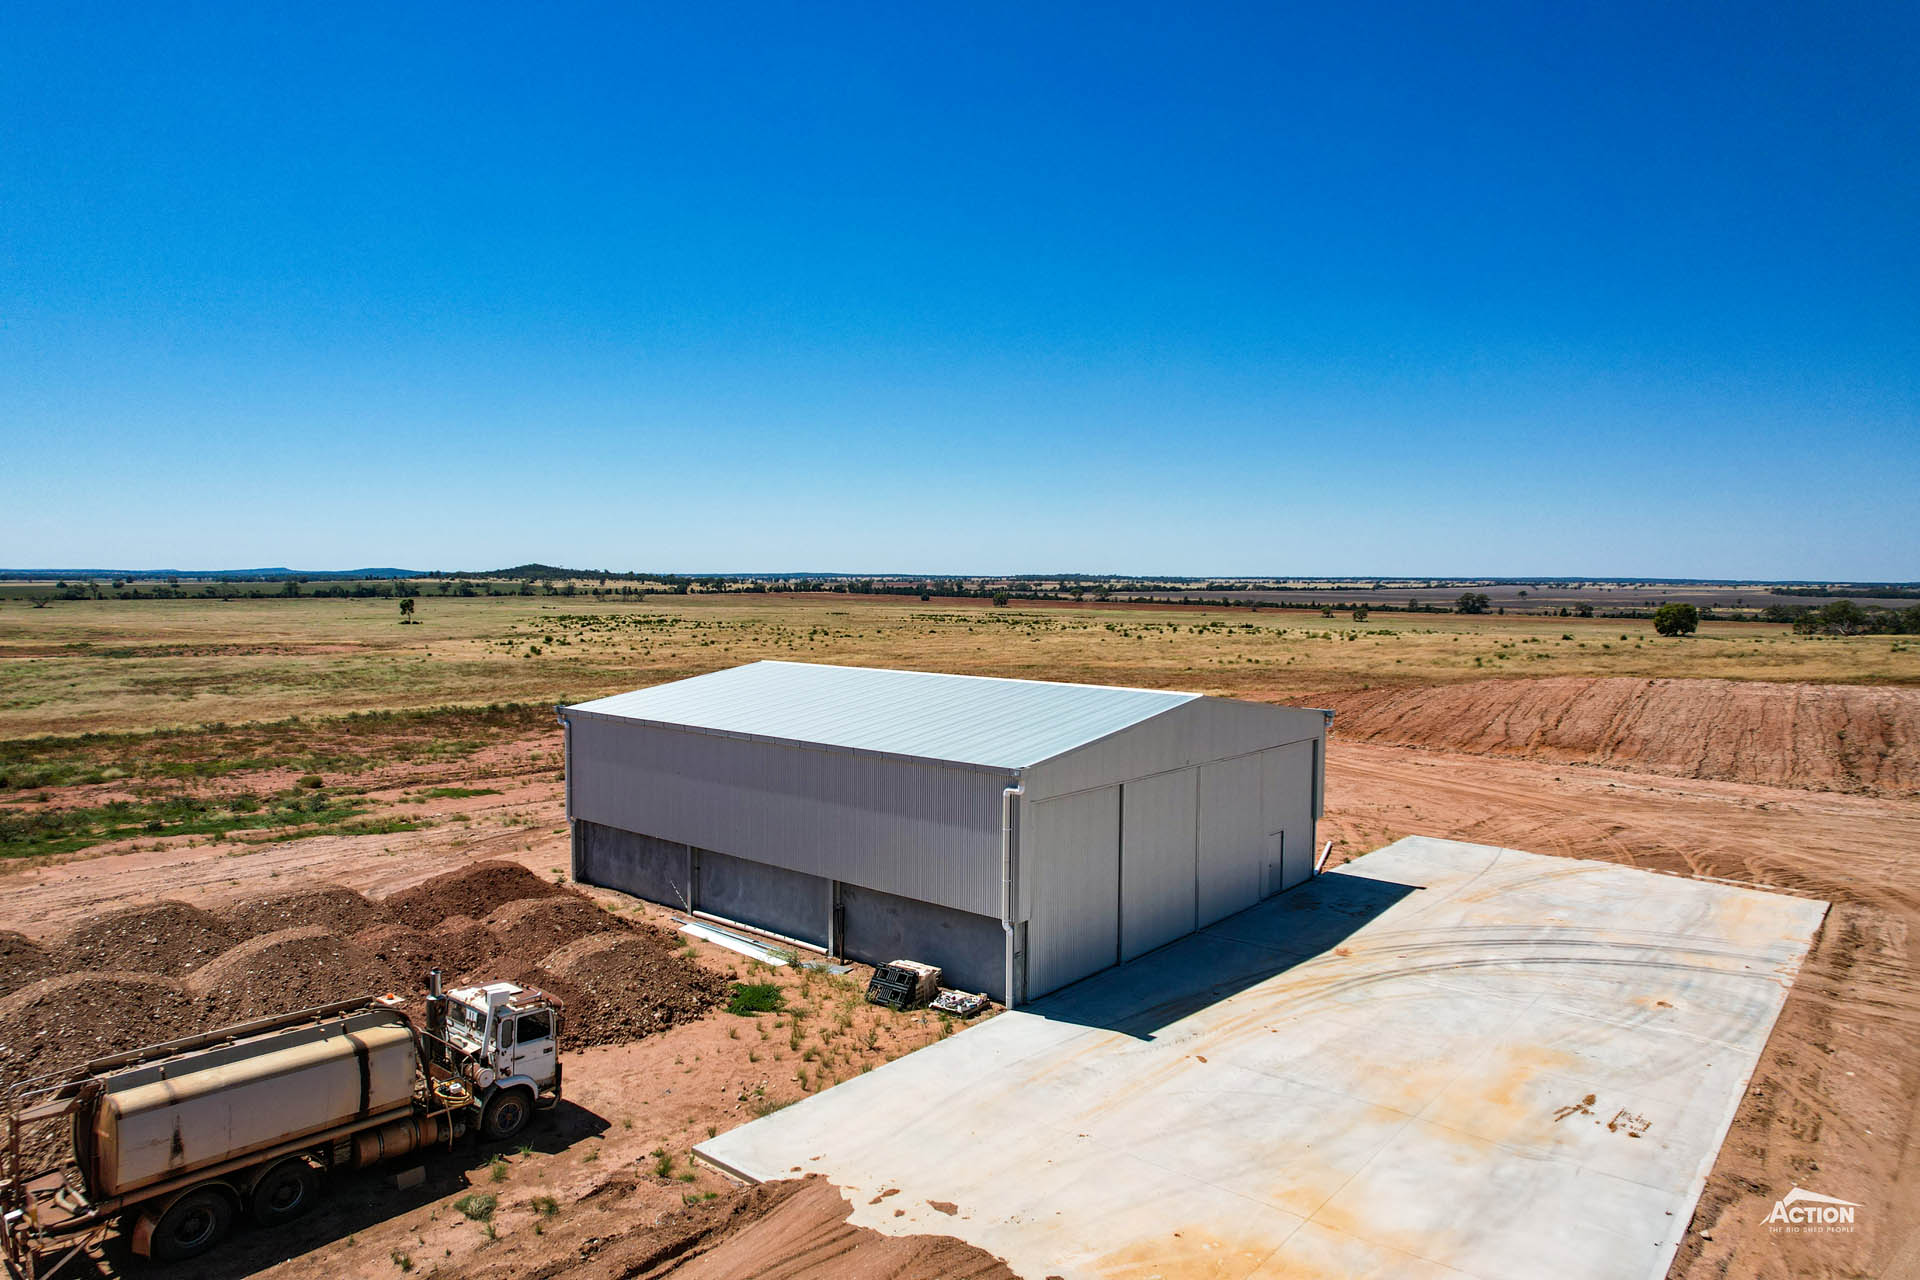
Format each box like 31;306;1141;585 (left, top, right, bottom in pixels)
1331;676;1920;795
3;674;1918;1278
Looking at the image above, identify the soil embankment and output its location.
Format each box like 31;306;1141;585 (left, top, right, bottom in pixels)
440;1174;1016;1280
1328;676;1920;795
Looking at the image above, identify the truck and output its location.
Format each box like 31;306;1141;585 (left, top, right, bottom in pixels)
0;970;561;1277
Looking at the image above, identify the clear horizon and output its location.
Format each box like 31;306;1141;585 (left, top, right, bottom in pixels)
4;4;1915;579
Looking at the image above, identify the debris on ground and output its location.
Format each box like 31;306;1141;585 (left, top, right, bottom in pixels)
930;990;990;1018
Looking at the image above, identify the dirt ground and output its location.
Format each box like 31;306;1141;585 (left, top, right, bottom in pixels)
1330;675;1920;795
2;673;1918;1278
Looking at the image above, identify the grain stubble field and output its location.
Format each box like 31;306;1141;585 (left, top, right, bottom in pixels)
2;593;1916;1279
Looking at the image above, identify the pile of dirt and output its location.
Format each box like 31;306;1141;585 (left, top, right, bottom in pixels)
442;1174;1015;1280
220;885;393;938
1328;676;1920;795
352;922;439;983
0;931;54;989
58;901;239;975
384;859;566;930
0;867;717;1112
430;915;505;976
0;972;204;1085
536;932;727;1048
486;894;634;958
187;926;404;1023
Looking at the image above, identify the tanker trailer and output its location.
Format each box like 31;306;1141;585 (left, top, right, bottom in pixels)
1;975;562;1276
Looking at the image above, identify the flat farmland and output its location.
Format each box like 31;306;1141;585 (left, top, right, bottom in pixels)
2;592;1918;1279
3;593;1915;738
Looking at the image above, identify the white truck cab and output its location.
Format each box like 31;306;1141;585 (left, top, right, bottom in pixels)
431;978;563;1140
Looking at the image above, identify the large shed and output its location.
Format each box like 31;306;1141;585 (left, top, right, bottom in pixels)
559;661;1327;1004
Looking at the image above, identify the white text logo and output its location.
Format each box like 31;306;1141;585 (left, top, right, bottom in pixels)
1762;1187;1859;1233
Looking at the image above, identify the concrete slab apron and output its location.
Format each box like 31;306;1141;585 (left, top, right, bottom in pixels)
695;836;1828;1280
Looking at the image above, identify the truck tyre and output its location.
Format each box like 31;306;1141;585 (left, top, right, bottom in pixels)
481;1088;533;1141
251;1157;320;1226
149;1186;235;1262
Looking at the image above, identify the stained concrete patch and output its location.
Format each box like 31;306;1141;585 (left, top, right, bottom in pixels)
696;836;1827;1280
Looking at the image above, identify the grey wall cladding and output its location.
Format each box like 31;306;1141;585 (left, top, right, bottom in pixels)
566;713;1012;917
840;883;1004;999
576;821;694;910
697;849;831;947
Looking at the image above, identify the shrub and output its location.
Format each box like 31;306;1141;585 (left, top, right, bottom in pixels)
727;982;786;1015
453;1192;496;1221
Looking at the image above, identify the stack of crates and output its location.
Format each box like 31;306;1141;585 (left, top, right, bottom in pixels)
865;960;942;1010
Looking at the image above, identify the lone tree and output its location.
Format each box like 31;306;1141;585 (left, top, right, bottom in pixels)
398;598;416;623
1652;602;1699;637
1456;592;1491;614
992;590;1011;607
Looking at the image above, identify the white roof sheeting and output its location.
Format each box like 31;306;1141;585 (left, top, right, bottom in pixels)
564;661;1198;770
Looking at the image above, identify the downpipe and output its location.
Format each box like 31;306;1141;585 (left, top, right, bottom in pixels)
1000;778;1025;1010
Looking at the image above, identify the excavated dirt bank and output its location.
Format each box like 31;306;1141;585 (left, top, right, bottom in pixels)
440;1174;1016;1280
0;861;720;1099
1329;676;1920;795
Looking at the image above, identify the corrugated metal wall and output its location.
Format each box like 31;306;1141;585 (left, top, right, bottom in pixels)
1196;753;1265;926
1120;767;1199;960
1017;698;1324;998
1262;739;1318;890
567;712;1013;918
1023;785;1120;997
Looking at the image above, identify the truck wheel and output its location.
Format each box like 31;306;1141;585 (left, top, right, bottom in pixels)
481;1088;533;1141
149;1187;235;1262
251;1157;320;1226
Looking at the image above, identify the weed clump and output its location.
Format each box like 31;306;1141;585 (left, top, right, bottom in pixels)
726;982;785;1015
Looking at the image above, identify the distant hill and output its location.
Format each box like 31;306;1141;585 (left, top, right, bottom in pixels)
487;564;670;581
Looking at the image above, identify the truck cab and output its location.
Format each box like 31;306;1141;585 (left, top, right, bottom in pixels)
434;980;563;1140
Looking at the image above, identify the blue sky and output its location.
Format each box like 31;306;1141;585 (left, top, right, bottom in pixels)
3;3;1915;578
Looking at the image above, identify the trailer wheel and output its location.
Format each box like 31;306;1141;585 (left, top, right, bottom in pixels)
481;1088;533;1141
149;1186;235;1262
251;1157;320;1226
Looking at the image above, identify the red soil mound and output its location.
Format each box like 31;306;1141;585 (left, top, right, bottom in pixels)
384;859;567;930
221;885;393;938
0;972;203;1086
535;931;726;1049
188;926;402;1023
1329;677;1920;795
0;931;54;989
486;895;632;961
58;901;240;975
431;915;504;976
353;922;439;983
